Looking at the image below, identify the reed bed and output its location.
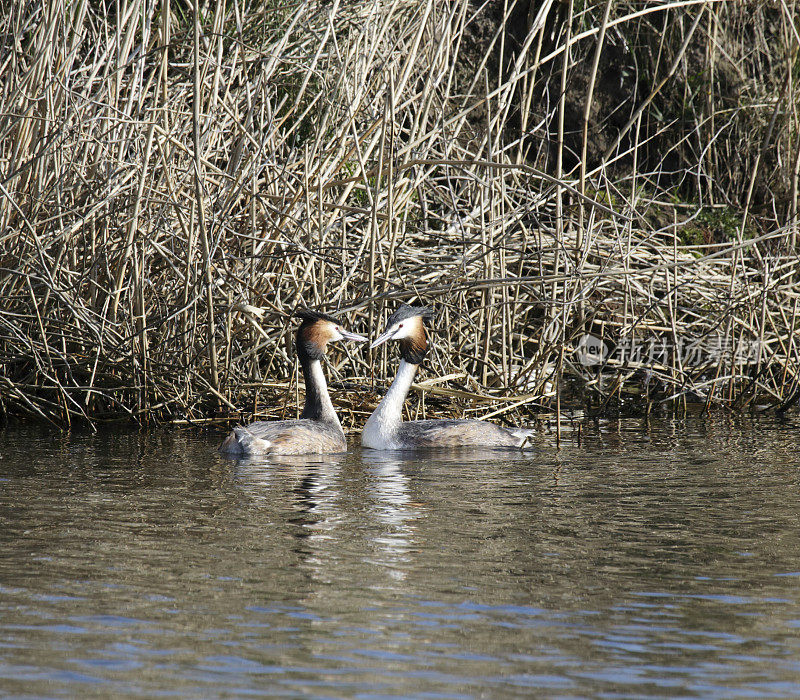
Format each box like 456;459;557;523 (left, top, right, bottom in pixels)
1;0;799;429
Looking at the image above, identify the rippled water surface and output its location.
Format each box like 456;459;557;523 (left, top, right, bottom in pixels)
2;417;800;698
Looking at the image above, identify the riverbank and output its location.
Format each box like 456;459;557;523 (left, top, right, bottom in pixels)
2;1;798;427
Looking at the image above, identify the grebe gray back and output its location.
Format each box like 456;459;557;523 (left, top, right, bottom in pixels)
361;304;534;450
220;309;366;456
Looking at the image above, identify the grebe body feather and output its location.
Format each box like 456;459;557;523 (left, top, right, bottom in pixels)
220;419;348;455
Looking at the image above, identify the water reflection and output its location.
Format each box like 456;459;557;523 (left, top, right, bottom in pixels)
360;453;416;583
1;418;800;697
232;452;344;495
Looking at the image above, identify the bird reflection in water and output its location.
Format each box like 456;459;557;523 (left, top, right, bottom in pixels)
233;453;343;517
227;450;422;588
360;451;419;582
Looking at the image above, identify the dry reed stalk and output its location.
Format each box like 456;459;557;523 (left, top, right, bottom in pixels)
0;0;798;429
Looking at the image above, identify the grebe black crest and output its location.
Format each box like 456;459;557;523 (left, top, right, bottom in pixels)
362;304;534;450
220;308;366;456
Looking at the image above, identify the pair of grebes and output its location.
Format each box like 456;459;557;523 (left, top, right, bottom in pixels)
220;304;534;455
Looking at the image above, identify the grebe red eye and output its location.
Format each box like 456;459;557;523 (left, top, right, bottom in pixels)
398;323;403;328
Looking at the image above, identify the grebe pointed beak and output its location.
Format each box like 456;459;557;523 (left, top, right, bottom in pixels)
370;328;395;349
339;329;368;342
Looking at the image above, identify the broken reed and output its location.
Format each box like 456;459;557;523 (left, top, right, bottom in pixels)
1;0;799;428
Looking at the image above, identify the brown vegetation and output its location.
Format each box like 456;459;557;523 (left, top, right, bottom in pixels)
1;0;799;428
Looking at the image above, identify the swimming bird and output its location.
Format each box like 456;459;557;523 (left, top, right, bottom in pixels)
362;304;534;450
220;309;366;456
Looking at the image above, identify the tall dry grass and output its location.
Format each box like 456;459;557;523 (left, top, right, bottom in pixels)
1;0;799;428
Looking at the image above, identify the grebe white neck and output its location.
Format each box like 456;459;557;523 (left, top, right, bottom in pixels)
301;358;341;427
362;360;417;449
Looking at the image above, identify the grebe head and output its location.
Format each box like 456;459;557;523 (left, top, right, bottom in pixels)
370;304;434;364
294;309;367;361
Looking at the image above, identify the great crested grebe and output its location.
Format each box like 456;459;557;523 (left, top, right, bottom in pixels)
362;304;534;450
220;309;366;456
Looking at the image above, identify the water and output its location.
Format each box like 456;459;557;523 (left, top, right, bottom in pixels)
1;417;800;698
